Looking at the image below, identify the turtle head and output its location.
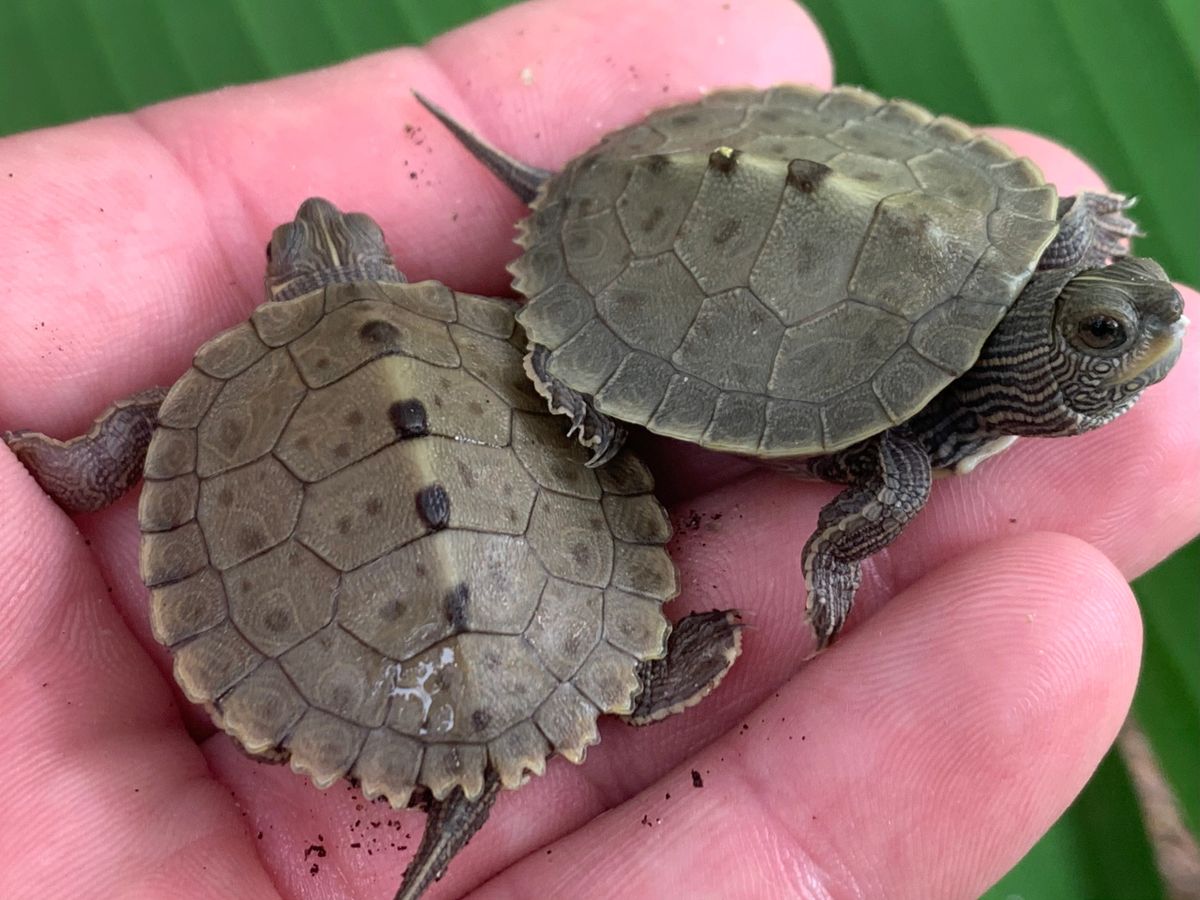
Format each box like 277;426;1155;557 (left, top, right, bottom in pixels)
966;257;1185;436
265;197;404;301
1049;257;1185;426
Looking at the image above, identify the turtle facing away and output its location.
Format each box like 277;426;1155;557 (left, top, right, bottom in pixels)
4;199;743;899
416;85;1187;649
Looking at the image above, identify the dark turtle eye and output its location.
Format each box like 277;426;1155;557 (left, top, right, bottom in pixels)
265;241;273;262
1078;315;1127;350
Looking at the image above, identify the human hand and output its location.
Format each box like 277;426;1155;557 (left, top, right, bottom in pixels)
1;0;1196;897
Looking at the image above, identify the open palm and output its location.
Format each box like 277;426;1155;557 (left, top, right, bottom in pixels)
1;1;1197;897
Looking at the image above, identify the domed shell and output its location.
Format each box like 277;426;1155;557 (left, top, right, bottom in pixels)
137;280;678;806
513;84;1061;455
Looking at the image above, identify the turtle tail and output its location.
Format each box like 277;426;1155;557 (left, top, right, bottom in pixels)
412;91;550;204
394;772;502;900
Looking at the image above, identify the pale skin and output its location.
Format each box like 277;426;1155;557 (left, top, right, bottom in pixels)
0;0;1197;898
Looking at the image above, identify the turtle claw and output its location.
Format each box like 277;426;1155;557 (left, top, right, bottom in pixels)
525;345;626;467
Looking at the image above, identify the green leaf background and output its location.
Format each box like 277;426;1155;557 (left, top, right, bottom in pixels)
2;1;1196;895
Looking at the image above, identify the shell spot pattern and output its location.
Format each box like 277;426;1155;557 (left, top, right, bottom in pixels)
139;280;677;807
515;84;1059;456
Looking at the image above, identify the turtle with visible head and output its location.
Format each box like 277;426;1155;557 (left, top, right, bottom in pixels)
415;85;1187;650
4;198;743;900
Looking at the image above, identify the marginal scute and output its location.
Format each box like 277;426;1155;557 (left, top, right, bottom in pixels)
820;383;892;450
761;400;823;454
143;427;197;478
592;352;675;426
140;521;209;587
603;590;670;659
610;540;679;601
646;374;719;441
354;729;423;806
601;493;672;544
594;447;655;496
704;391;767;450
156;369;223;429
872;346;954;424
139;472;199;532
910;295;1008;374
148;566;226;646
215;660;307;754
171;620;263;703
573;641;641;713
421;743;487;802
488;720;550;789
535;682;600;764
284;707;367;789
544;320;626;396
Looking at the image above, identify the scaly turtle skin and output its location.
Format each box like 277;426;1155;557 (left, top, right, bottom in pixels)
4;199;743;900
416;85;1187;649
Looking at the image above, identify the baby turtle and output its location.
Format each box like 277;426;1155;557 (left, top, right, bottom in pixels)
416;85;1187;649
5;198;742;899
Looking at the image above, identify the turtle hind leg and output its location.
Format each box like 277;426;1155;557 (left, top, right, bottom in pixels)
395;772;502;900
525;345;626;468
625;610;744;726
803;428;933;652
1038;192;1140;273
4;387;168;513
412;92;550;204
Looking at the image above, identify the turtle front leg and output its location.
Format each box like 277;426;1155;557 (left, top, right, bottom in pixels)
803;429;933;651
395;772;502;900
3;387;167;512
1038;192;1140;273
525;345;626;467
624;610;743;725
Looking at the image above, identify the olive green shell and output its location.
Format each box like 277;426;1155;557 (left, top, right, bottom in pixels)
137;280;677;806
513;84;1061;455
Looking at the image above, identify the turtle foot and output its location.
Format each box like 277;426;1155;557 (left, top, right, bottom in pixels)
524;345;626;467
1040;192;1141;273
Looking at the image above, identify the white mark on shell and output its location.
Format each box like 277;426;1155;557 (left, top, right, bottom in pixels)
387;645;457;732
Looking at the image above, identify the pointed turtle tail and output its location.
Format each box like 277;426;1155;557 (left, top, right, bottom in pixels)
412;91;551;204
393;773;502;900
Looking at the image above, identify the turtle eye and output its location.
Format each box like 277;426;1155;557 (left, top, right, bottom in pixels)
265;241;273;262
1078;315;1127;350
